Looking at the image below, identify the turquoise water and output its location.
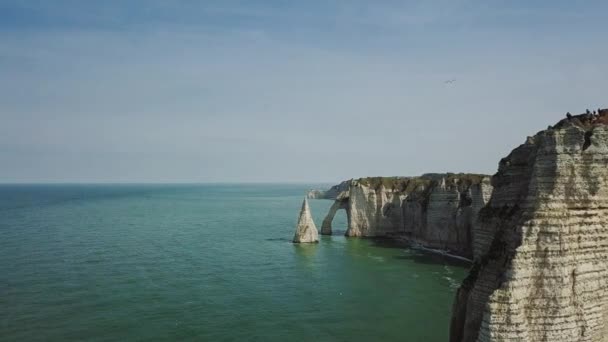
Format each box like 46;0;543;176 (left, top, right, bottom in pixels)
0;184;468;341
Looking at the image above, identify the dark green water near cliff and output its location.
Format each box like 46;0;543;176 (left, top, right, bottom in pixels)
1;184;468;341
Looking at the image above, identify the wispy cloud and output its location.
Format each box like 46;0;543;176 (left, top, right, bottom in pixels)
0;1;607;182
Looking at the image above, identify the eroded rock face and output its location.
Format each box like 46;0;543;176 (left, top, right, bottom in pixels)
317;174;492;258
307;180;351;200
293;198;319;243
450;111;608;342
320;199;348;235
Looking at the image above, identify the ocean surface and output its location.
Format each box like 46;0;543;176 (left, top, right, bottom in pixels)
0;184;469;341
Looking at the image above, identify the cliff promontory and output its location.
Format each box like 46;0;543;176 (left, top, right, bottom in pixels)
315;174;493;258
307;180;351;200
450;109;608;342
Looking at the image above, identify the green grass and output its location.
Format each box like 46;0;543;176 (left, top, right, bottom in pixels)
355;173;489;192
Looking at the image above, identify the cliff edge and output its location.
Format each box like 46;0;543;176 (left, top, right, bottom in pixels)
450;109;608;342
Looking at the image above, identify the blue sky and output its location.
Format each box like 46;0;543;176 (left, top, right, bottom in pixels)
1;1;607;182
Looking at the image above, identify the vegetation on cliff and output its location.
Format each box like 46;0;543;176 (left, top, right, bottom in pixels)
355;173;488;192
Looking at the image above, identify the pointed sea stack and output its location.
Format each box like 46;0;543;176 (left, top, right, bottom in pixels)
293;198;319;243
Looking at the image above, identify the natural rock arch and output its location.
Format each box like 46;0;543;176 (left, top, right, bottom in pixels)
320;200;349;235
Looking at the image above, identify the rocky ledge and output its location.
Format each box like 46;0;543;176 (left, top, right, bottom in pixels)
450;109;608;342
312;173;493;259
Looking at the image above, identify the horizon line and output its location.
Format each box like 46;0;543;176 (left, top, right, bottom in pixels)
0;181;338;185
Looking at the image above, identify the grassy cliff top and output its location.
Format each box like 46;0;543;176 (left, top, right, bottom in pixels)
355;173;489;191
355;177;419;191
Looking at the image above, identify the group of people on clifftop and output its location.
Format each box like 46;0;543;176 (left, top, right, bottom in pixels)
566;108;606;118
560;108;608;128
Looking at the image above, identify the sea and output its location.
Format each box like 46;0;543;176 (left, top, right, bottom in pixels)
0;184;469;341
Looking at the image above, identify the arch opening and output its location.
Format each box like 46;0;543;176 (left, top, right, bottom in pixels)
321;200;349;235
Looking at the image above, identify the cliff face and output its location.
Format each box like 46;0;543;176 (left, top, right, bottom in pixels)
450;110;608;342
318;174;493;258
307;180;351;200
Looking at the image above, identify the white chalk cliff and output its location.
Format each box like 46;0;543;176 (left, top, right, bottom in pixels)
293;198;319;243
450;109;608;342
316;174;493;258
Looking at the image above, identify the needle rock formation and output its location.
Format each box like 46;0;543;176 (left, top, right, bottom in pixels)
293;198;319;243
450;109;608;342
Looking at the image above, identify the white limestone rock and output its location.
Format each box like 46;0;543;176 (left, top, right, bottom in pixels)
450;110;608;342
293;198;319;243
318;175;492;258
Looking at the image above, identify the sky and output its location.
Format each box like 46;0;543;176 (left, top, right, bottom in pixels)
1;0;607;183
